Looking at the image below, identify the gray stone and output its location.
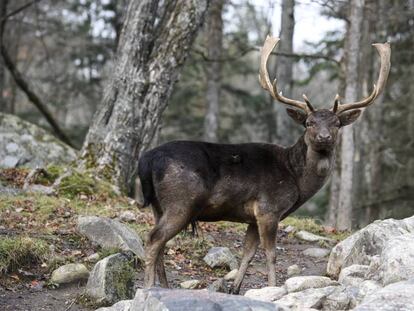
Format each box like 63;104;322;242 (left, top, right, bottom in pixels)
131;288;287;311
302;247;330;258
295;230;334;243
0;113;76;168
203;247;238;270
85;253;101;263
284;225;296;233
378;233;414;286
77;216;145;260
96;300;132;311
119;211;136;223
338;264;369;283
322;285;359;311
50;263;89;285
224;269;238;281
244;286;287;302
86;253;135;305
284;276;338;293
180;279;201;289
208;278;228;293
355;280;382;303
353;279;414;311
287;264;301;277
327;216;414;278
275;286;337;309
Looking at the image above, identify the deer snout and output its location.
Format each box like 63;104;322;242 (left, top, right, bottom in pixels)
316;132;332;143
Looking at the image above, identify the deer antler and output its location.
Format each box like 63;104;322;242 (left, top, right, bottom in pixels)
259;35;314;114
334;42;391;114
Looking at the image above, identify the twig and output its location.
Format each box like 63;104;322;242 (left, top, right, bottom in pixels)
0;0;41;22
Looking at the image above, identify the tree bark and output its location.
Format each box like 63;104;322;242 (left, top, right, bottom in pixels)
336;0;365;230
203;0;224;142
273;0;295;145
77;0;209;193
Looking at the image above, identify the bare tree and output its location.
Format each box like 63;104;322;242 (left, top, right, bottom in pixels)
336;0;366;230
77;0;209;193
203;0;225;142
273;0;295;145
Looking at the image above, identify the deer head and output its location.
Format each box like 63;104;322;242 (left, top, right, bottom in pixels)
259;36;391;152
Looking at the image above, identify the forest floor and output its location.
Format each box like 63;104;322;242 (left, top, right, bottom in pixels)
0;168;346;311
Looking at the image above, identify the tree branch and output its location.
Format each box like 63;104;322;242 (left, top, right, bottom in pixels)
193;45;340;66
1;0;41;22
0;0;75;148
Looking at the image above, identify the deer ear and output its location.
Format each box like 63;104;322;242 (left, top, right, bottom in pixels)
338;109;362;126
286;108;307;126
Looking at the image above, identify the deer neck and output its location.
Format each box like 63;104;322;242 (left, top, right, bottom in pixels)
287;135;335;198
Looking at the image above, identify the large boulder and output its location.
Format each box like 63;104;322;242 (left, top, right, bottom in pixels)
327;216;414;277
77;216;145;260
86;253;135;305
96;300;132;311
0;113;76;168
377;233;414;286
353;279;414;311
244;286;287;302
275;286;338;310
129;288;288;311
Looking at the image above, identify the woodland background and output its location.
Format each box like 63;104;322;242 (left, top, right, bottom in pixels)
0;0;413;229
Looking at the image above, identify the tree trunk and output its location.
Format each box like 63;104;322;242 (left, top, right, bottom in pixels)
273;0;295;145
77;0;209;193
203;0;224;142
336;0;365;230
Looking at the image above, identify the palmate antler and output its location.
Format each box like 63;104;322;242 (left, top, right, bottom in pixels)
259;36;391;115
259;36;315;114
333;42;391;114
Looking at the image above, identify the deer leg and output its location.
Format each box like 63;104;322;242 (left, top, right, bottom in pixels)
144;215;189;288
257;215;278;286
231;224;260;294
156;252;168;288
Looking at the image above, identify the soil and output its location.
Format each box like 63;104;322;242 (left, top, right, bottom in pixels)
0;223;329;311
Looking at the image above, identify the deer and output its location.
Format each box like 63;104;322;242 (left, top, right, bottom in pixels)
138;36;391;294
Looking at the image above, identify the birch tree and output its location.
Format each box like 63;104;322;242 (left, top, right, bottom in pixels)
77;0;209;193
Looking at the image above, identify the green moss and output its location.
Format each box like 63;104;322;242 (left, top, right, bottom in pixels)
34;165;64;186
0;236;49;274
112;260;135;300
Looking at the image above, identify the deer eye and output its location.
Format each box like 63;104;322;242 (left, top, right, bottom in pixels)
306;121;315;127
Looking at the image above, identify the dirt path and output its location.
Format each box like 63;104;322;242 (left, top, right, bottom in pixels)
1;229;328;311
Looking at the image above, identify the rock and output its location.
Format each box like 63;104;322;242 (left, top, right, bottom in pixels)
338;264;369;283
85;253;101;263
355;280;382;303
284;225;296;233
322;285;359;311
180;279;201;289
244;286;287;302
131;288;288;311
24;184;55;195
50;263;89;285
339;275;364;287
119;211;136;223
224;269;238;281
208;278;228;293
287;264;301;277
0;113;76;168
302;247;330;258
327;216;414;278
96;300;132;311
86;253;135;305
203;247;238;270
77;216;145;260
295;230;334;243
275;286;337;309
377;233;414;286
284;276;338;293
353;279;414;311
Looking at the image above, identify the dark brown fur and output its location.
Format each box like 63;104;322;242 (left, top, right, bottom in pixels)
138;108;361;293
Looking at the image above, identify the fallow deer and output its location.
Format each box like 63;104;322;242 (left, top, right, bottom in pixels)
138;36;391;293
